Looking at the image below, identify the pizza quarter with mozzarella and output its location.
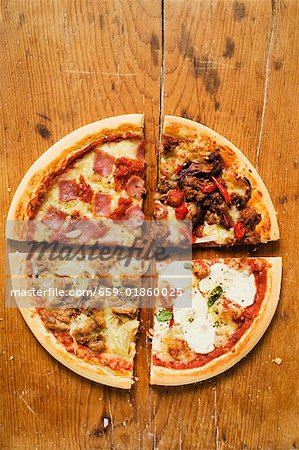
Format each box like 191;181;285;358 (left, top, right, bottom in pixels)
151;257;282;386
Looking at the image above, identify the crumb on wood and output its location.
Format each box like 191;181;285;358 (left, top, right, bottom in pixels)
7;187;11;192
134;376;139;381
272;357;282;365
9;355;14;361
103;417;109;429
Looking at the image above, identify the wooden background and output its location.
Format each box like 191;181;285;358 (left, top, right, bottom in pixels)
1;0;298;448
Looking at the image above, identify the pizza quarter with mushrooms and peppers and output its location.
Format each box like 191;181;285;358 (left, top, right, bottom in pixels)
7;114;282;388
154;116;279;246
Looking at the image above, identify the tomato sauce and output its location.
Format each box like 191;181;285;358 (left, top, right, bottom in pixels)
52;330;132;374
153;260;268;370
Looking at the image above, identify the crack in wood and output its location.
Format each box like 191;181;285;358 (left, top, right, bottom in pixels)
158;0;165;146
214;382;219;450
255;0;278;169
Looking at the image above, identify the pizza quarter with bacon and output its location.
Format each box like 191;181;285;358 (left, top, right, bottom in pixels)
7;114;146;245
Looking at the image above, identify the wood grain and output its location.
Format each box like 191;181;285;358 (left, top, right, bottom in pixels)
1;0;298;449
0;1;161;449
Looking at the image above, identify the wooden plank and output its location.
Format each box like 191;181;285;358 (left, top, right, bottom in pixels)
158;0;299;449
0;1;161;449
1;0;299;448
216;1;299;448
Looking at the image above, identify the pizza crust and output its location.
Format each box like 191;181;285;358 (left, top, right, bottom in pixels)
162;115;279;243
150;257;282;386
9;253;134;389
6;114;144;238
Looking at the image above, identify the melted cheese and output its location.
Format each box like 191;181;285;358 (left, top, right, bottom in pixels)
153;261;258;360
199;263;256;307
99;140;138;159
202;224;234;244
173;290;215;354
157;261;193;291
70;313;91;334
166;208;184;244
54;260;95;278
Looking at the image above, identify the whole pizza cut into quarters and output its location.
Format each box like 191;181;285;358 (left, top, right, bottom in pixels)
7;114;282;388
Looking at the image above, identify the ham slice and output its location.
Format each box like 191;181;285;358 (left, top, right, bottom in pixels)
73;220;108;243
42;206;66;231
125;205;145;229
94;193;112;217
59;179;77;202
125;175;145;200
93;150;115;177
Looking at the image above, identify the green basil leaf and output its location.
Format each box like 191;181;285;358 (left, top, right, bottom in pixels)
207;285;223;308
156;309;173;322
183;262;193;270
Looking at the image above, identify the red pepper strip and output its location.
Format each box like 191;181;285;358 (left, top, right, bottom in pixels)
194;224;204;237
234;222;246;240
175;164;183;174
211;176;231;203
201;181;217;194
175;203;189;220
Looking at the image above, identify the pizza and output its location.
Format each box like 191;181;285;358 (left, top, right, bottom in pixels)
6;114;283;388
154;116;279;246
7;114;145;245
9;252;145;389
151;257;282;385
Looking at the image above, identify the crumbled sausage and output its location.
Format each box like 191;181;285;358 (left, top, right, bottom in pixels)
240;207;262;230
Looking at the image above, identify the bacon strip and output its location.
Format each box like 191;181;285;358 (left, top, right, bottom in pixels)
114;157;145;192
110;197;133;220
59;179;77;202
77;175;93;203
93;150;115;177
